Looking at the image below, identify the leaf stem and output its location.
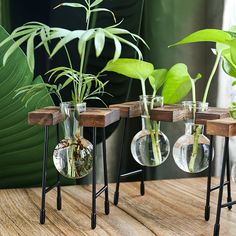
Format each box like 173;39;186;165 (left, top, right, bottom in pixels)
202;52;221;110
63;45;78;103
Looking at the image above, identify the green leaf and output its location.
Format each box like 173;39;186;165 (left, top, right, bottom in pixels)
78;29;95;55
194;73;202;81
162;63;192;104
26;31;36;72
90;0;103;8
0;25;74;187
3;34;30;66
94;29;105;57
39;28;50;55
103;58;154;80
0;28;35;48
54;2;87;11
229;39;236;65
170;29;232;47
112;35;143;60
91;8;116;22
226;25;236;38
232;80;236;86
112;36;121;61
50;30;85;58
106;27;149;49
148;69;167;93
222;50;236;78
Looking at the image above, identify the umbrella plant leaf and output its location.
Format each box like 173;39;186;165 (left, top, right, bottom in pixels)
103;58;154;80
90;0;103;8
54;2;87;11
94;29;105;57
90;8;116;22
0;26;74;188
162;63;192;104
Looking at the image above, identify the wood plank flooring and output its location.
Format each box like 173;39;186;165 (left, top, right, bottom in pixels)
0;177;236;236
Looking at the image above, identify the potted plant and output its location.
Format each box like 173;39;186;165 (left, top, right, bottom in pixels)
168;27;236;173
0;0;147;179
102;58;192;167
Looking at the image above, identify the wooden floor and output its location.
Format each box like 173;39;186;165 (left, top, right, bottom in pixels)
0;177;236;236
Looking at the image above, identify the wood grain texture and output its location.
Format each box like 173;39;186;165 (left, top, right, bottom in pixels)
80;108;120;127
28;108;63;126
150;105;184;122
109;101;141;118
109;102;229;124
28;107;120;127
196;107;229;125
206;117;236;137
1;178;236;236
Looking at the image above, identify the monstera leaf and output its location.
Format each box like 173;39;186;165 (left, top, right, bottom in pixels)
0;26;74;188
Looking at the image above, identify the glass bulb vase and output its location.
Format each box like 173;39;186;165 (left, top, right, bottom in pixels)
131;95;170;167
173;123;210;173
53;102;93;179
173;101;212;173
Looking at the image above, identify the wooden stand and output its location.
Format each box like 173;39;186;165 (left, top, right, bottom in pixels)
206;118;236;236
110;101;229;207
110;101;145;205
28;106;120;229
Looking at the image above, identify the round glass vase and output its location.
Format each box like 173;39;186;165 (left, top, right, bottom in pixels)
173;101;212;173
131;95;170;167
53;102;93;179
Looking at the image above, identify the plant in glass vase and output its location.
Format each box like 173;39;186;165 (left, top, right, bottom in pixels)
0;0;147;178
168;27;236;173
102;59;192;167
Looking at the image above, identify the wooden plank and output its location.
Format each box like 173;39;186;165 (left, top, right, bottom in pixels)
206;117;236;137
150;105;184;122
109;101;141;118
80;108;120;127
196;107;229;125
28;107;120;127
1;178;236;236
28;107;63;126
110;101;229;124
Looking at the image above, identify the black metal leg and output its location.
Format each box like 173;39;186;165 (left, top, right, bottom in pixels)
214;137;229;236
91;127;97;229
140;166;145;196
205;135;213;221
40;126;49;224
102;128;110;215
114;118;129;205
56;124;62;210
226;142;232;210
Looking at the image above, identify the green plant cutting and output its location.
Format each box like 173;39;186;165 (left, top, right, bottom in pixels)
0;0;147;106
102;58;192;165
170;27;236;172
0;0;148;179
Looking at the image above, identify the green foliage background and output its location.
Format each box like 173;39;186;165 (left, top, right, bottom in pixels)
0;26;74;188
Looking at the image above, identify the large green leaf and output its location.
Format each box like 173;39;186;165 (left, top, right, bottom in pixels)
161;63;192;104
103;58;154;80
170;29;232;47
148;69;167;94
221;50;236;78
229;39;236;65
0;26;74;188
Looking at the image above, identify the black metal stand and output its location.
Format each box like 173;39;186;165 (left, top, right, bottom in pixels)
40;125;110;229
114;117;145;206
91;127;110;229
40;124;62;224
204;136;235;236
